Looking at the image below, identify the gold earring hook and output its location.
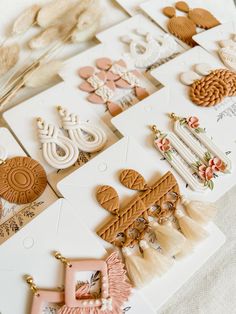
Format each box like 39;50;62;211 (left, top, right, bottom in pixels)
54;252;72;267
57;105;62;111
150;125;161;136
169;113;179;121
25;275;39;296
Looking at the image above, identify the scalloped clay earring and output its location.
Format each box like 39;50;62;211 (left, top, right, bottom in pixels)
218;36;236;71
163;6;197;47
175;1;220;29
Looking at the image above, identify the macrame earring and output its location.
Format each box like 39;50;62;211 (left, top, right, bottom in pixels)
78;66;122;117
25;276;64;314
57;106;107;153
163;6;197;47
36;118;79;170
54;251;131;313
121;32;162;68
170;113;231;190
96;57;149;101
218;36;236;71
180;63;236;107
175;1;220;29
0;145;47;204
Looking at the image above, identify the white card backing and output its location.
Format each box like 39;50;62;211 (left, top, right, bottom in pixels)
3;83;118;194
57;136;225;311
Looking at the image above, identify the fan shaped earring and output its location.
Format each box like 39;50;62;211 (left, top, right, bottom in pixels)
0;145;47;204
57;106;107;153
163;6;197;47
36;118;79;170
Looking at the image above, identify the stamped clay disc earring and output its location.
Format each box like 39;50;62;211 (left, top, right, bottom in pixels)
163;6;196;47
0;146;47;204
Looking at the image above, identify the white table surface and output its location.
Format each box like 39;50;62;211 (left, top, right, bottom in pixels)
0;1;235;314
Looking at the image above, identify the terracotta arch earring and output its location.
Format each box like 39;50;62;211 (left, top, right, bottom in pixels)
163;6;197;47
175;1;220;29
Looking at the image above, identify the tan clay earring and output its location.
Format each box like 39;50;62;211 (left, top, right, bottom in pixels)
163;6;197;47
175;1;220;30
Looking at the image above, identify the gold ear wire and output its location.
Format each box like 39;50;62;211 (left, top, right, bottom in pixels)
57;105;62;111
25;275;39;296
54;252;72;267
169;113;179;121
150;125;161;135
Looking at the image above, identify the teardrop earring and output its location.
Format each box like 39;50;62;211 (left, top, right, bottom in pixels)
57;106;107;153
36;118;79;169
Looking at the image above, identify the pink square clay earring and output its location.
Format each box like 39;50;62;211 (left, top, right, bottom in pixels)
25;276;64;314
54;251;132;313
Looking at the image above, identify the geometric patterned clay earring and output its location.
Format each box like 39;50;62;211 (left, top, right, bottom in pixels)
0;145;47;204
54;251;131;314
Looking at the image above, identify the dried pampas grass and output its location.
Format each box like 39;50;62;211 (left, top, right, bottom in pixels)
29;26;61;49
12;5;40;35
24;60;62;88
37;0;79;28
0;44;20;76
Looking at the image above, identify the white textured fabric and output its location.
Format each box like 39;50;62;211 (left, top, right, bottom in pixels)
159;185;236;314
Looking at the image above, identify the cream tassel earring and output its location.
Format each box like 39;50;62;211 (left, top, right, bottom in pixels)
139;240;174;276
181;197;217;225
174;208;208;243
122;247;151;288
150;221;186;257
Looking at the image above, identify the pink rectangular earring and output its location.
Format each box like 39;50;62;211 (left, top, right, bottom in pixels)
25;276;64;314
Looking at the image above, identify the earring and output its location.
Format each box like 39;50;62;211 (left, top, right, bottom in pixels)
218;36;236;71
150;125;208;192
78;66;122;117
96;57;149;101
163;6;197;47
36;118;79;170
54;251;131;313
180;63;236;107
170;113;232;173
57;106;107;153
175;1;220;29
121;32;162;68
25;276;64;314
0;145;47;204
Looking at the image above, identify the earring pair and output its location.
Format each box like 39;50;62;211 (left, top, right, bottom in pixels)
37;106;107;170
121;28;178;69
163;1;220;46
79;57;149;116
151;113;231;192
